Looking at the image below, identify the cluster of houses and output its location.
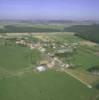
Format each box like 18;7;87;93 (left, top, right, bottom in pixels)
15;36;77;72
16;38;42;49
35;54;75;72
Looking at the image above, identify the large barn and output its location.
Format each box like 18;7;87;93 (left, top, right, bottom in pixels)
36;65;46;72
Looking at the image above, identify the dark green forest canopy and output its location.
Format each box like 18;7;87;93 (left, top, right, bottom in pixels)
64;24;99;43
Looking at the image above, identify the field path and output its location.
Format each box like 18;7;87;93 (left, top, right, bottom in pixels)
61;68;92;88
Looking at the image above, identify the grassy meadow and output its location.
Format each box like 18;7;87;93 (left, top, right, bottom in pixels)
0;71;97;100
0;44;41;78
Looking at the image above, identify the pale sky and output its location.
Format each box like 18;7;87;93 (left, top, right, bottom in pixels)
0;0;99;20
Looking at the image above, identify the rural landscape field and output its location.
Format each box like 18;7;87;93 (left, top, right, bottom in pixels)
0;0;99;100
0;21;99;100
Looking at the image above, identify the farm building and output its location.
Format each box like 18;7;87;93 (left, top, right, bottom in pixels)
36;65;47;72
39;47;46;52
56;48;73;54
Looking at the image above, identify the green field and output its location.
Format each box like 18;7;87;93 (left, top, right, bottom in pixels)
0;45;41;78
0;70;97;100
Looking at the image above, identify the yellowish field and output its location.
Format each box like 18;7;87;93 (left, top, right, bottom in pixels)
80;40;98;47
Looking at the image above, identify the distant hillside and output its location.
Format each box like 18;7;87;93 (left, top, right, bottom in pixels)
0;25;62;33
0;20;96;33
64;24;99;43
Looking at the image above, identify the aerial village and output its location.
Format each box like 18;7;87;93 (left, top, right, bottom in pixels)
0;33;79;72
6;33;79;72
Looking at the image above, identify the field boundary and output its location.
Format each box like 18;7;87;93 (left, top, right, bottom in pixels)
61;68;92;88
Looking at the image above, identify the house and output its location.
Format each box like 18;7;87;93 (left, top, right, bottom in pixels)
16;40;26;45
